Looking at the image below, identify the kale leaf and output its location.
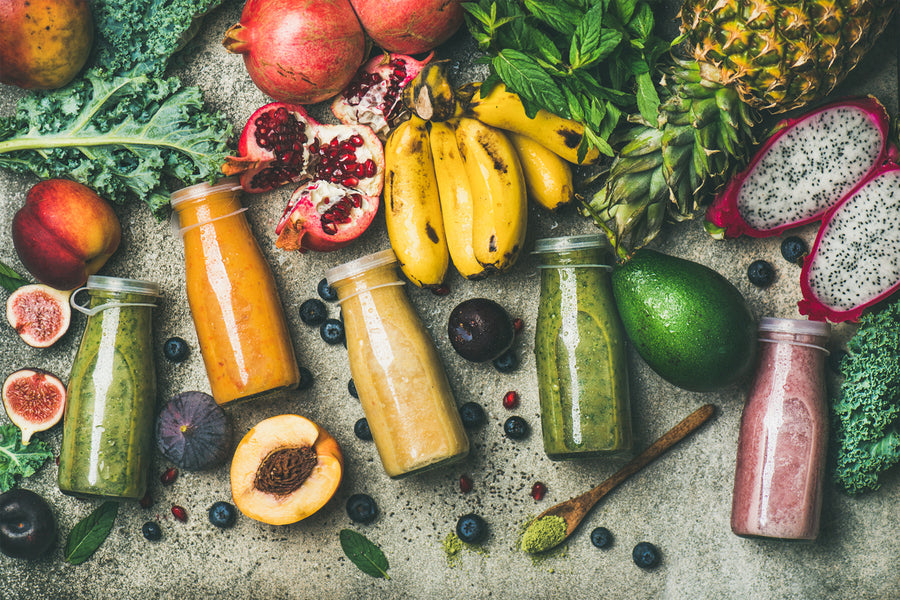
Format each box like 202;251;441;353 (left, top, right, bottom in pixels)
0;424;52;493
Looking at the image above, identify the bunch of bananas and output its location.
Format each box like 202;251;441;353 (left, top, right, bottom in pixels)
384;64;596;287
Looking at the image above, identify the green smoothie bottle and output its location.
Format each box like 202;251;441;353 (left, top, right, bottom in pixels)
59;276;160;499
533;235;633;459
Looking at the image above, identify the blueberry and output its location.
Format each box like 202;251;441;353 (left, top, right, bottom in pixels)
747;260;775;288
346;494;378;524
632;541;661;569
317;278;339;302
503;416;529;440
354;418;372;441
142;521;162;541
780;236;808;266
458;402;486;429
299;299;327;326
163;337;190;362
320;319;345;345
297;366;314;391
492;349;519;373
348;379;358;398
208;501;237;529
590;527;613;549
456;513;487;544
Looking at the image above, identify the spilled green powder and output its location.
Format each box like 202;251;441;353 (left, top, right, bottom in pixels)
520;515;567;554
442;533;488;567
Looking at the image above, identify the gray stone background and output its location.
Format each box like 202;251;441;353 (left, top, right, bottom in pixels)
0;3;898;598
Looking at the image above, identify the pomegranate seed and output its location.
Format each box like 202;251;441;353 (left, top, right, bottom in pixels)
531;482;547;501
171;505;188;522
139;491;153;509
459;475;473;493
349;194;363;207
340;141;357;152
513;318;525;334
431;285;450;296
342;176;360;187
339;152;356;163
330;137;340;148
503;391;519;409
349;134;364;147
364;159;377;177
160;467;178;485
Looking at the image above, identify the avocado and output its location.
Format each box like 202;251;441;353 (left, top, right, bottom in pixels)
611;249;757;392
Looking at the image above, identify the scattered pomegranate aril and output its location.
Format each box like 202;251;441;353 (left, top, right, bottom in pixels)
503;391;519;410
459;475;473;493
171;505;188;522
432;285;450;296
140;491;154;509
160;467;179;485
531;482;547;501
513;318;525;334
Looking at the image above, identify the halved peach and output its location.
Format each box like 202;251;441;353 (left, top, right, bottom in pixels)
230;414;343;525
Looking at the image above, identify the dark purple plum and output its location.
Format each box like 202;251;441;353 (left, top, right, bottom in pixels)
0;489;56;559
448;298;515;362
156;392;231;471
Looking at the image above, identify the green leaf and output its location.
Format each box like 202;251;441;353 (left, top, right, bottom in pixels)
523;0;583;33
614;0;637;23
0;262;28;293
570;3;604;68
65;502;119;565
340;529;390;579
635;71;660;123
0;424;52;493
626;3;654;41
492;50;569;118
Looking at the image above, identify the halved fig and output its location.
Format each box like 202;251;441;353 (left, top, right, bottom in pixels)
156;392;231;471
230;414;343;525
2;369;66;445
6;284;71;348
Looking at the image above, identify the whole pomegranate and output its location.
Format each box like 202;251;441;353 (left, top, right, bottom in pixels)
349;0;463;55
222;0;367;104
0;0;93;89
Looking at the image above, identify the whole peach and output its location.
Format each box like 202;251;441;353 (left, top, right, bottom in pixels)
12;180;121;290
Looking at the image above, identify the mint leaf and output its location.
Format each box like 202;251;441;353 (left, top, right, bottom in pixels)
340;529;390;579
65;502;119;565
570;3;604;68
0;424;52;493
627;3;655;40
614;0;638;23
0;262;28;293
492;50;569;118
523;0;582;33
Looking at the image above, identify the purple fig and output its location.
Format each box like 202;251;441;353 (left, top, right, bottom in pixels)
156;392;231;471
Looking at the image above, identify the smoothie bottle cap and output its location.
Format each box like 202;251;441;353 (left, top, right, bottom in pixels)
86;275;161;297
326;249;398;285
533;234;608;254
169;178;243;208
758;317;830;337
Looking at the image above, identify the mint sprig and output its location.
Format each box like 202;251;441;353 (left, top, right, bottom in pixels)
65;502;119;565
340;529;390;579
0;262;28;293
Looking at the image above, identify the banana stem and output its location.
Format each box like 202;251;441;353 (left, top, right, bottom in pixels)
576;194;631;263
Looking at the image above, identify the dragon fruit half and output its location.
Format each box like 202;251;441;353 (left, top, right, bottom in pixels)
705;97;890;239
799;164;900;323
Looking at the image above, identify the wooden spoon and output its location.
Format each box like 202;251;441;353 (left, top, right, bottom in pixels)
531;403;716;548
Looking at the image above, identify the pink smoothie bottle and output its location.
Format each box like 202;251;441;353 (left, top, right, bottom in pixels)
730;317;830;540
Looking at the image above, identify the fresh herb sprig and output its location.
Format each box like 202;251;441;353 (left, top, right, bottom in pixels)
0;262;28;293
65;501;119;565
0;424;52;493
463;0;671;160
340;529;390;579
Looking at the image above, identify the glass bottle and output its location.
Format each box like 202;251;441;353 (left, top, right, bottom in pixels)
170;179;300;405
731;317;830;540
326;249;469;478
533;234;632;459
58;276;160;499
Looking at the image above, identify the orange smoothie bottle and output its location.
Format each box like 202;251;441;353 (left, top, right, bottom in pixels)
170;179;300;405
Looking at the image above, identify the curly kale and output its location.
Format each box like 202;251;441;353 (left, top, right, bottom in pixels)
832;299;900;494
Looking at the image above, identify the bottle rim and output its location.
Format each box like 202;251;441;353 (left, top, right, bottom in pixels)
758;317;830;337
86;275;161;297
169;178;243;208
532;234;608;254
325;248;398;285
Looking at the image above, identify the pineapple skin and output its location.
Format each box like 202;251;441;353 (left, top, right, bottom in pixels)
680;0;898;112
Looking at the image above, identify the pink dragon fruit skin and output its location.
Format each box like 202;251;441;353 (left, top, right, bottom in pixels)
705;97;890;239
799;163;900;323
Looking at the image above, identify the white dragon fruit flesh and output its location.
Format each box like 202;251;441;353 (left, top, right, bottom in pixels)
799;164;900;323
705;97;890;239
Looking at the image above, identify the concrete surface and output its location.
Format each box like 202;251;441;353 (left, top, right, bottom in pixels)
0;4;898;599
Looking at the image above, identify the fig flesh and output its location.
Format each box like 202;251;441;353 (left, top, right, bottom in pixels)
6;284;71;348
156;392;231;471
1;369;66;445
0;488;56;559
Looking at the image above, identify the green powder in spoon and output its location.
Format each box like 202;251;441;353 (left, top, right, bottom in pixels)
520;515;567;554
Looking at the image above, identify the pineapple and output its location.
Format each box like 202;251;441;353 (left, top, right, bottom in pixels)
583;0;898;251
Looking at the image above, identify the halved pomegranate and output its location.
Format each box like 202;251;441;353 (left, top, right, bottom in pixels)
331;52;433;139
223;102;385;252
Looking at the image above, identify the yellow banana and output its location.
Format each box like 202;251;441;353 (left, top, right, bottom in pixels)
428;120;486;280
402;61;457;122
508;131;574;211
455;117;527;274
466;83;599;165
384;115;449;287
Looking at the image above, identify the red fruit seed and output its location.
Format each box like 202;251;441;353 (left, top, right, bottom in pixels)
531;482;547;501
503;391;519;410
171;505;188;522
459;475;473;493
432;285;450;296
160;467;178;485
513;318;524;334
139;491;154;509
